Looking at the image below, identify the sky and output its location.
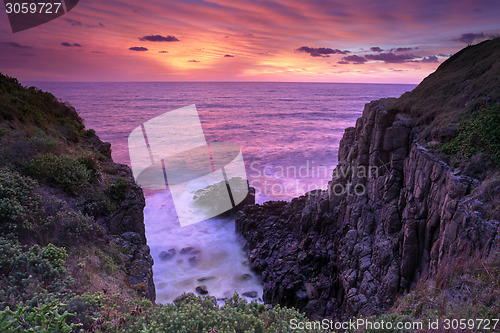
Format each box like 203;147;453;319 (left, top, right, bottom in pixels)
0;0;499;83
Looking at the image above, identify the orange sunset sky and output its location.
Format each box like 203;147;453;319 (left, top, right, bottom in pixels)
0;0;499;83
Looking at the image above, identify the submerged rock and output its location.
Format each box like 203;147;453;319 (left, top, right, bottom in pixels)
180;247;201;265
159;248;176;261
242;291;258;298
197;276;216;282
196;285;209;295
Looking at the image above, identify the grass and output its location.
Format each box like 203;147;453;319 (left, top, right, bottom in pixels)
392;37;500;143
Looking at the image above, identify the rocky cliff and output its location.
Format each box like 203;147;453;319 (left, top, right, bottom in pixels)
236;39;500;319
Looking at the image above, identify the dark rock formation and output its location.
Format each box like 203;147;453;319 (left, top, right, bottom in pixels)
118;232;155;301
193;177;256;217
242;291;258;298
159;248;177;261
235;40;500;319
88;131;155;302
196;285;209;295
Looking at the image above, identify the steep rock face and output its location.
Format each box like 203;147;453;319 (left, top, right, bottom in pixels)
87;132;156;302
236;98;498;319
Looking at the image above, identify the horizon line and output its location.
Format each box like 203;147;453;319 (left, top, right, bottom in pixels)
22;80;419;85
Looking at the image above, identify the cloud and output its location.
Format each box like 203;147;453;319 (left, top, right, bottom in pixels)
365;52;417;63
224;54;234;57
139;35;179;42
61;42;82;47
296;46;350;57
66;18;83;27
419;55;439;63
337;60;349;65
0;42;32;49
455;32;486;44
370;47;383;52
158;50;168;53
91;51;106;54
188;60;200;62
342;55;366;64
129;47;148;51
393;47;414;52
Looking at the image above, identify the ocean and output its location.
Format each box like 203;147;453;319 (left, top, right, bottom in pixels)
28;81;415;303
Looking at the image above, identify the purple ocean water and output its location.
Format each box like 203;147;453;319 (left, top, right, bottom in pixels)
29;81;415;303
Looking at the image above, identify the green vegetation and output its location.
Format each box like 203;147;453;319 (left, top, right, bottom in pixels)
108;177;130;203
0;74;84;140
0;302;79;332
65;292;323;333
24;153;95;195
0;237;72;308
0;166;39;232
442;104;500;167
392;37;500;142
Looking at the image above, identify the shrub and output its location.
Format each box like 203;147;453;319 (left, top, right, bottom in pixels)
0;167;39;232
125;293;322;333
24;153;94;194
108;177;130;203
0;237;72;308
45;210;106;246
442;104;500;166
26;129;61;150
78;186;115;216
0;301;79;332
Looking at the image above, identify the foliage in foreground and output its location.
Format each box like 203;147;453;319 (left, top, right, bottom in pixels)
0;302;79;333
0;292;324;333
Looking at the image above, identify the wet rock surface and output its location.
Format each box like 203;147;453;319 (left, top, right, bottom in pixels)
159;248;177;261
236;99;499;319
193;177;256;217
196;285;209;295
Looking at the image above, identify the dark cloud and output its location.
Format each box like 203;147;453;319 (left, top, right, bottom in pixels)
61;42;82;47
419;55;439;63
188;60;200;62
129;46;148;51
91;51;105;54
66;18;83;26
1;42;32;49
393;47;414;52
370;47;383;52
337;60;349;65
455;32;486;44
296;46;350;57
224;54;234;57
365;52;417;63
139;35;179;42
158;50;168;53
342;55;366;64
